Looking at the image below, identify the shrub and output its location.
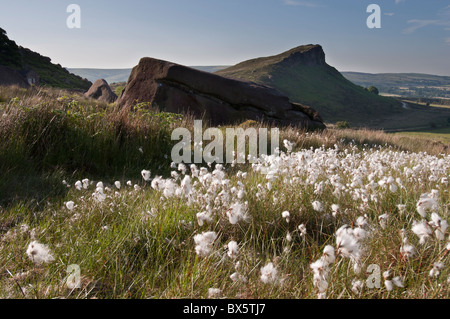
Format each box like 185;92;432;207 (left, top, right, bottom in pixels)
115;86;125;97
336;121;351;129
239;119;259;128
367;86;379;95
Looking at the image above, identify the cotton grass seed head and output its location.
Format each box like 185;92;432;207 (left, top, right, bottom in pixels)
194;231;217;257
65;201;75;211
260;262;279;284
141;169;151;181
227;241;239;259
26;241;55;264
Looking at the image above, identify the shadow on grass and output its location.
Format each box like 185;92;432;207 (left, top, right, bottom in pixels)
0;168;69;209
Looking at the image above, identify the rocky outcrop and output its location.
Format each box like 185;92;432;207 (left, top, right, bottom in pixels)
84;79;117;103
0;65;30;88
278;44;326;67
117;57;325;130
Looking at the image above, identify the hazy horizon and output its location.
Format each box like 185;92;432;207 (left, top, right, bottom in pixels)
66;66;450;77
1;0;449;76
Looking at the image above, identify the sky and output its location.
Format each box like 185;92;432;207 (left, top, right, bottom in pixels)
0;0;449;75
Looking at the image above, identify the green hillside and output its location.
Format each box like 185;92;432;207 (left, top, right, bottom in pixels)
19;47;92;90
0;27;91;90
216;45;403;126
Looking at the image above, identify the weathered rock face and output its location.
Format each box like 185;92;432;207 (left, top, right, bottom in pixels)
84;79;117;103
117;57;325;130
279;44;326;67
0;65;30;88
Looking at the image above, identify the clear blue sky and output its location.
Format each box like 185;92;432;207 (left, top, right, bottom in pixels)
1;0;449;75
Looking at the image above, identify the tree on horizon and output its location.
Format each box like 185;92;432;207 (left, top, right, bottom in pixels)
0;27;23;69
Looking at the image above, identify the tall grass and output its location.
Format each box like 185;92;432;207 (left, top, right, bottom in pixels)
0;86;448;299
0;86;192;206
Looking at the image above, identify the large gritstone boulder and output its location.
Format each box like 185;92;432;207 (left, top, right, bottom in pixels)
117;57;325;130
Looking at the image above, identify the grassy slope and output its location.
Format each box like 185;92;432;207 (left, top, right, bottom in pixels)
377;101;450;131
216;46;403;127
20;48;92;91
393;127;450;144
0;86;181;207
0;87;449;300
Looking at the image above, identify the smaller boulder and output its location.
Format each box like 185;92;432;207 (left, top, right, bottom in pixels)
84;79;117;103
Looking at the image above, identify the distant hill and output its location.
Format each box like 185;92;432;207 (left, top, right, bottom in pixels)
66;68;132;84
215;45;403;126
67;66;229;83
0;28;91;91
342;72;450;99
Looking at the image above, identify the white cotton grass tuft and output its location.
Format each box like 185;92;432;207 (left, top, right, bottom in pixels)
429;262;445;278
416;193;439;218
65;201;75;211
298;224;307;237
312;200;324;213
226;202;248;225
429;213;448;241
178;163;187;174
322;245;336;264
355;215;368;228
392;276;404;288
283;139;295;152
227;241;239;259
230;272;247;283
82;178;90;189
335;225;360;260
26;241;55;264
75;181;82;191
400;243;416;260
196;211;213;226
286;232;292;243
207;288;221;298
141;169;151;181
114;181;121;190
260;262;279;284
352;279;364;294
310;244;336;298
194;231;217;257
411;220;433;244
383;271;404;291
310;259;330;295
331;204;340;217
385;280;394;292
93;186;107;203
378;214;389;229
281;211;290;223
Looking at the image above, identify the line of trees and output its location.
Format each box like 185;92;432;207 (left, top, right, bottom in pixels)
0;27;22;69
